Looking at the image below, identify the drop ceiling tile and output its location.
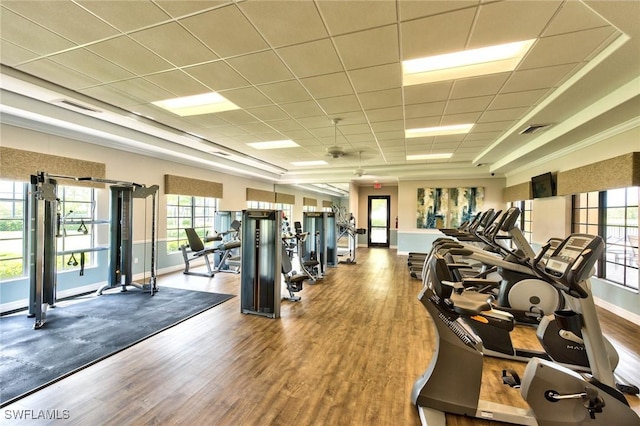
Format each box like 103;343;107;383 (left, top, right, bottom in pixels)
182;114;230;128
450;73;510;99
184;61;249;91
204;124;250;137
375;130;405;141
400;8;476;60
478;107;528;123
220;87;273;108
329;111;368;125
277;39;343;79
378;138;405;147
316;95;361;114
293;117;330;130
434;134;466;144
445;96;493;114
87;36;174;75
334;25;399;70
49;48;134;83
279;100;325;119
345;133;375;143
279;128;315;140
489;88;550;110
109;78;175;103
80;85;146;108
245;105;290;121
316;0;397;35
465;131;502;140
258;80;312;104
348;63;401;93
519;26;617;70
371;120;404;133
239;1;328;47
398;0;479;21
214;109;260;125
179;6;268;58
339;123;373;136
366;106;404;122
358;88;403;110
404;102;446;119
432;141;462;149
236;122;278;135
2;1;119;44
144;70;210;97
130;22;218;67
471;121;513;133
0;40;39;66
155;1;231;19
227;50;293;84
77;1;172;32
469;1;561;48
543;1;611;36
441;112;482;125
16;59;101;90
405;116;440;129
403;81;453;105
0;8;76;55
502;63;578;93
267;120;305;132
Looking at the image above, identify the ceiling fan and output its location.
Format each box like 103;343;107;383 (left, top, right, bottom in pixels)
325;118;360;159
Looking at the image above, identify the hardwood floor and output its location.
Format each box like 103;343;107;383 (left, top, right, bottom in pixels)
3;248;639;425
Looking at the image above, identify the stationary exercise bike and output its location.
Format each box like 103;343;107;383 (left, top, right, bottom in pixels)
412;233;640;425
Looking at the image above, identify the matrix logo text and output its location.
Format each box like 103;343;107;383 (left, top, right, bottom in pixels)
4;409;70;420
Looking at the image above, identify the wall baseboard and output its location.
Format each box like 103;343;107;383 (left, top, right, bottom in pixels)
594;296;640;326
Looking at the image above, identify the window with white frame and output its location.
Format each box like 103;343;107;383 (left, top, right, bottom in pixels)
509;200;533;244
166;195;217;252
57;185;96;272
0;180;27;280
572;187;639;290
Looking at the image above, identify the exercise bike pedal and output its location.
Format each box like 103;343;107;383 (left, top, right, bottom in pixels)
501;369;521;388
616;383;640;395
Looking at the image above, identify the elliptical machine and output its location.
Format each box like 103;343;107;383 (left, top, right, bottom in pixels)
411;232;640;425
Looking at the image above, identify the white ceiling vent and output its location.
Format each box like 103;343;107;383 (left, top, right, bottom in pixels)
519;123;552;135
52;99;101;114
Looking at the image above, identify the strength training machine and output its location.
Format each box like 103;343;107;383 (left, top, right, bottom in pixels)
28;172;159;329
240;209;281;318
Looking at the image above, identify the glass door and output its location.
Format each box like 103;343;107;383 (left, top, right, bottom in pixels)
368;195;390;247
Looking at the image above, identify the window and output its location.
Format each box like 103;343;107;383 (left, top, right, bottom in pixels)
509;200;533;243
247;201;273;210
572;187;639;290
166;195;217;252
0;180;27;280
57;185;96;272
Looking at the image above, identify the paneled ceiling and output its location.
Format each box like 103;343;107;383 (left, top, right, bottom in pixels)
1;0;639;194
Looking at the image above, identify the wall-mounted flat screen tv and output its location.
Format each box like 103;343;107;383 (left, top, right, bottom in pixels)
531;172;555;198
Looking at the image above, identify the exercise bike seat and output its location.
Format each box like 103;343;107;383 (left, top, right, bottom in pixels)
450;292;515;331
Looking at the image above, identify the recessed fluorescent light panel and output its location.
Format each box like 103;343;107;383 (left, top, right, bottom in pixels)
290;160;328;166
406;124;473;138
152;92;239;116
402;39;536;86
247;140;300;150
407;153;453;161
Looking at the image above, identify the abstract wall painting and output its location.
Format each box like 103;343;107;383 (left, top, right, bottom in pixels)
417;187;483;229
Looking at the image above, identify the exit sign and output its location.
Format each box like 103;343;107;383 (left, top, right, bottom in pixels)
373;182;382;189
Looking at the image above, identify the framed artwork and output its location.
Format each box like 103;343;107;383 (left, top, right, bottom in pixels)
417;187;483;229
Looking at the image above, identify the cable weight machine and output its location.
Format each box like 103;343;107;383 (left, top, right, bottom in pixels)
96;183;159;295
27;172;159;329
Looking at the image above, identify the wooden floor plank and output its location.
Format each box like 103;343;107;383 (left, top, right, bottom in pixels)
2;247;638;425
